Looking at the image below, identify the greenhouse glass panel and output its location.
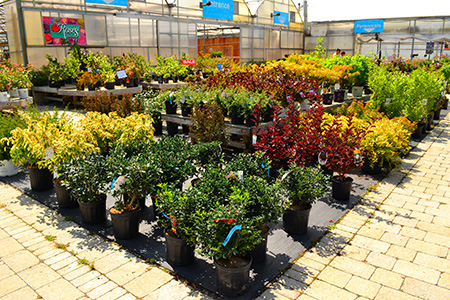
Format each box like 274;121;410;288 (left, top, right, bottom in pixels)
107;16;131;46
241;49;251;59
241;27;250;38
242;37;252;48
159;48;175;57
444;19;450;33
415;19;444;34
310;23;328;37
24;11;44;46
159;34;172;47
131;19;139;46
159;21;172;33
85;15;107;46
383;20;410;33
328;22;353;35
180;35;189;47
111;47;132;57
140;19;156;47
328;36;353;51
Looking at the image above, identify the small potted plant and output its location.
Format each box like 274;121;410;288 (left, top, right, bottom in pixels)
108;142;161;239
137;90;164;135
77;71;101;91
63;152;111;224
321;113;367;201
156;183;198;266
280;164;329;235
0;110;27;177
189;102;228;145
0;66;12;102
193;188;262;297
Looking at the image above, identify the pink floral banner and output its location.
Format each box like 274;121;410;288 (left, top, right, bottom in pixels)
42;16;86;46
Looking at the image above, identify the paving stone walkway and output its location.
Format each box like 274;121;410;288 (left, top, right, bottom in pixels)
1;113;450;300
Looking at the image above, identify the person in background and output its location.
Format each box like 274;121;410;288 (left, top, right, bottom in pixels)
340;51;346;57
334;49;341;56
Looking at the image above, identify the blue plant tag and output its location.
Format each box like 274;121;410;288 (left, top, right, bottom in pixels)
261;164;265;169
267;166;270;176
223;224;242;246
110;177;116;189
217;63;222;70
162;212;170;219
169;95;173;105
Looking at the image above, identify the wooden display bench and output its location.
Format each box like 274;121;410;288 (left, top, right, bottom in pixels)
162;113;254;152
0;97;33;110
142;81;188;90
32;85;142;105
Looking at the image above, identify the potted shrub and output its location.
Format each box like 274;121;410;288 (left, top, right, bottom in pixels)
321;113;367;201
45;54;66;88
108;142;161;239
280;164;329;235
77;71;101;91
350;54;373;97
360;117;415;174
156;184;197;266
0;110;27;176
189;102;228;145
137;90;164;135
0;62;12;102
193;188;262;297
63;152;111;224
7;111;67;191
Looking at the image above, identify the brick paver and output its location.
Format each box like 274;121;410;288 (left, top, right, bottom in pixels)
1;109;450;300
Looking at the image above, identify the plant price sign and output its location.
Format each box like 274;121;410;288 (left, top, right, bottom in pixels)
43;17;86;46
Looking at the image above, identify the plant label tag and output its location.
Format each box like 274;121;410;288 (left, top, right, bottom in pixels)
117;70;127;79
216;63;222;70
334;83;340;91
280;171;291;181
422;99;428;105
238;171;243;184
318;151;328;165
87;67;91;72
385;98;391;105
222;224;241;246
44;147;54;159
252;134;257;145
180;95;185;104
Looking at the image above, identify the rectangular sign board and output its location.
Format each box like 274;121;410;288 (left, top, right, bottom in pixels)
182;59;196;65
202;0;233;21
354;19;384;33
43;17;86;45
274;11;289;26
86;0;128;7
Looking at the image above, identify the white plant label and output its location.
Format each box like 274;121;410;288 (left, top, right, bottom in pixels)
422;99;428;105
385;98;391;105
180;95;186;104
334;83;340;91
238;171;244;184
252;135;257;145
116;70;127;79
44;147;54;160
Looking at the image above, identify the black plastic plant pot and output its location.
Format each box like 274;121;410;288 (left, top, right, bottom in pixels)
426;115;433;131
165;231;195;266
78;195;106;224
110;208;140;240
163;77;170;83
361;160;382;175
262;107;274;122
165;100;178;114
331;176;353;201
283;205;312;235
250;227;269;263
87;85;95;91
28;167;54;191
167;122;179;136
54;180;78;208
322;93;334;105
105;82;115;90
412;122;425;139
230;113;245;125
158;78;164;84
215;255;252;297
334;90;345;103
181;104;191;117
182;125;189;134
433;108;441;120
154;120;163;136
443;99;449;110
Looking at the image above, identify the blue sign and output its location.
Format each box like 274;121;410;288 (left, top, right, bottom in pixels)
202;0;233;21
274;11;289;26
354;19;384;34
86;0;128;7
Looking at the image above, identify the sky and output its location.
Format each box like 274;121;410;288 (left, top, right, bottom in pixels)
306;0;450;22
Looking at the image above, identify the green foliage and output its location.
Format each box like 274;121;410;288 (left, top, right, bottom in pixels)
61;152;111;203
0;110;27;161
280;164;329;209
135;90;163;123
189;102;228;144
191;141;223;171
224;152;271;182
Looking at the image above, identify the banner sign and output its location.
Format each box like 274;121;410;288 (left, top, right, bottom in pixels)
354;19;384;33
182;59;196;65
202;0;233;21
85;0;128;7
43;17;86;46
274;11;289;26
